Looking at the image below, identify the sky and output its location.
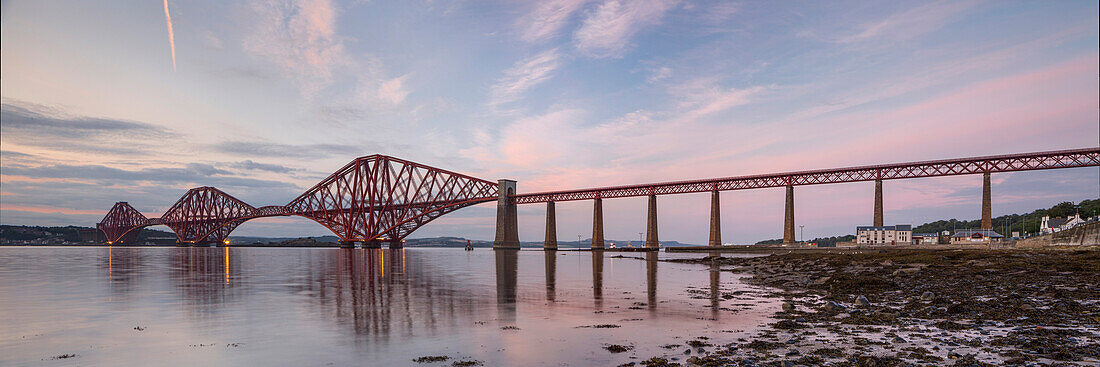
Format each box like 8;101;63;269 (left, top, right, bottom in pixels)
1;0;1098;244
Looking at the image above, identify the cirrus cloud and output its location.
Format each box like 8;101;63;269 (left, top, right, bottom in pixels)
573;0;680;58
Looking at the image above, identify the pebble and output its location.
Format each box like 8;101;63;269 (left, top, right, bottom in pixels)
825;301;847;312
921;291;935;301
893;336;907;343
683;349;691;355
857;295;871;307
782;302;795;313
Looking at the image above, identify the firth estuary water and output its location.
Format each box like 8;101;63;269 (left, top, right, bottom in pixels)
0;247;778;366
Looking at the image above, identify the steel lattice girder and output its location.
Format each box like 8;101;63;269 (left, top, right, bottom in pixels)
159;187;259;243
97;202;149;243
96;156;497;244
511;147;1100;204
285;155;498;241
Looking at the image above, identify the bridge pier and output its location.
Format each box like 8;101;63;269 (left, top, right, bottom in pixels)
544;201;557;250
591;198;605;249
709;190;721;247
646;195;659;249
339;240;357;248
363;240;383;249
981;172;992;229
873;179;883;227
493;180;521;249
388;239;403;249
783;184;796;244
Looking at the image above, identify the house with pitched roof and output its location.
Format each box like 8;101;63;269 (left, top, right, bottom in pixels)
950;229;1003;244
1040;215;1085;235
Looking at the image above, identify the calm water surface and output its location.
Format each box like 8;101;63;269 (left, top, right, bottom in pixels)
0;247;779;366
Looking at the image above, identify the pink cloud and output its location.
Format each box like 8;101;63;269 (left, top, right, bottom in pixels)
244;0;349;96
2;205;104;215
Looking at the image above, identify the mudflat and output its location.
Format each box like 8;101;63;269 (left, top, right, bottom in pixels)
653;247;1100;366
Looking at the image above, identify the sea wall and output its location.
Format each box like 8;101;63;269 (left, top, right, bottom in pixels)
1014;221;1100;247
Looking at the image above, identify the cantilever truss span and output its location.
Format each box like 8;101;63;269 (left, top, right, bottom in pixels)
97;155;498;244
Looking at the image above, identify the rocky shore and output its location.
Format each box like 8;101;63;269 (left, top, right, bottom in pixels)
633;248;1100;366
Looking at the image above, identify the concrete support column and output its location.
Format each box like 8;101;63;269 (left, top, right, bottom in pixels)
873;179;884;227
339;240;356;248
981;172;992;230
544;201;558;250
708;190;722;247
388;239;403;249
591;198;605;249
646;195;659;249
493;179;521;249
783;185;796;243
362;240;383;249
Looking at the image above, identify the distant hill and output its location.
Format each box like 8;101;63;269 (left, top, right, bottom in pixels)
229;235;341;244
401;237;695;248
911;199;1099;235
0;225;176;245
753;199;1099;245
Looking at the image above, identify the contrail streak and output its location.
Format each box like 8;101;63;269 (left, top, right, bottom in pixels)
163;0;176;71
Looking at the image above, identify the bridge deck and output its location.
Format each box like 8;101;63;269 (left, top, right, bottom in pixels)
510;147;1100;204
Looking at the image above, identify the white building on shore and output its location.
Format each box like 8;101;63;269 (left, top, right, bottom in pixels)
912;233;939;245
855;225;912;245
1040;215;1086;235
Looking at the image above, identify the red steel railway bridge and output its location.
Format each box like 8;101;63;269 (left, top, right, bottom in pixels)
97;148;1100;249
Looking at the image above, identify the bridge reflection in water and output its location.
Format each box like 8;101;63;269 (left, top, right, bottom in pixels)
95;247;726;331
313;249;679;337
18;247;775;365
